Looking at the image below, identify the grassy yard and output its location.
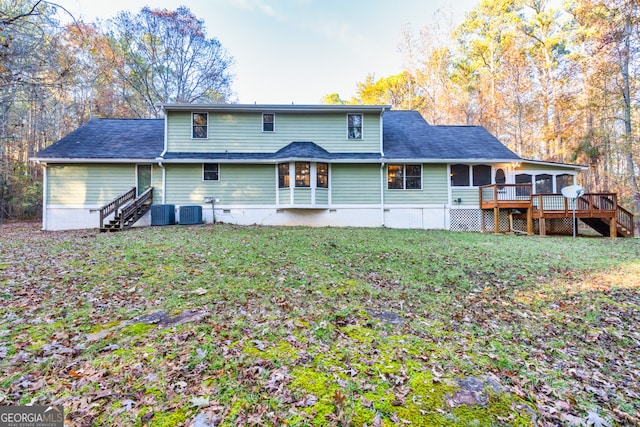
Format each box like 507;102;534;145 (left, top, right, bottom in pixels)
0;222;639;426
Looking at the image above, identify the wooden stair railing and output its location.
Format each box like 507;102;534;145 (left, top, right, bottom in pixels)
97;187;136;230
99;187;153;232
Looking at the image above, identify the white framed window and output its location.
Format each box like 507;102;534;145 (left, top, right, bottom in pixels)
317;163;329;188
263;113;275;132
347;114;363;139
295;162;310;187
203;163;219;181
278;163;289;188
192;113;208;139
387;164;422;190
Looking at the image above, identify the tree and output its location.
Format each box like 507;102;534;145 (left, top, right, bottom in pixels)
105;7;234;117
571;0;640;232
0;0;69;221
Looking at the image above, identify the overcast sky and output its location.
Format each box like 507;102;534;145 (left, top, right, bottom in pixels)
55;0;479;104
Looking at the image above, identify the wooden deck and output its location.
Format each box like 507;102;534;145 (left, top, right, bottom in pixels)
479;184;635;237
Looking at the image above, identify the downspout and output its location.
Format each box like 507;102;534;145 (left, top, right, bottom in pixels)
159;105;168;204
157;161;166;204
380;107;386;227
41;162;47;230
160;106;168;158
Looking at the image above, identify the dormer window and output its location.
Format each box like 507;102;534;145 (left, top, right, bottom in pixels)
192;113;208;139
347;114;362;139
263;113;274;132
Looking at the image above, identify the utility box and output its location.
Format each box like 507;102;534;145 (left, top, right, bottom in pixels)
151;204;175;226
179;205;203;225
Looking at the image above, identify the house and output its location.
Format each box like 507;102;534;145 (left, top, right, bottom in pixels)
31;104;633;236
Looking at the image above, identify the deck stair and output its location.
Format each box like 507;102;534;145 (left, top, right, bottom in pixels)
479;184;634;238
98;187;153;232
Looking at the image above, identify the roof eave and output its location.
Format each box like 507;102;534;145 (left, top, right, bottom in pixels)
30;157;158;164
159;103;391;113
519;159;588;170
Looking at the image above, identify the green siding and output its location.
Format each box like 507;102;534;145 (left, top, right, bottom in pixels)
384;164;448;204
48;164;135;205
165;164;275;205
331;164;380;204
151;165;163;202
293;188;312;204
451;188;480;206
278;188;291;204
316;188;329;205
166;111;381;153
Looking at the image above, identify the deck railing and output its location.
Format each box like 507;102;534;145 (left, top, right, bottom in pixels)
480;183;533;202
97;187;136;230
531;193;617;216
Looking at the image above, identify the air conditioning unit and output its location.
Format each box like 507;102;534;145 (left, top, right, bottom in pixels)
151;204;175;226
179;205;202;225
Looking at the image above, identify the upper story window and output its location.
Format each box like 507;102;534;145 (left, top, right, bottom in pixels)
192;113;208;139
388;164;422;190
317;163;329;188
347;114;362;139
278;163;290;188
295;162;310;187
203;163;219;181
263;113;274;132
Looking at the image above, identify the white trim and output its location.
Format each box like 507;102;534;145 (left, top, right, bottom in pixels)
386;163;423;190
202;162;220;181
262;112;275;132
136;164;152;195
191;112;209;139
520;159;588;170
161;103;390;113
347;113;364;140
42;164;48;230
160;116;168;157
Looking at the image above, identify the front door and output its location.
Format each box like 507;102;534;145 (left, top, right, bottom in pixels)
137;164;152;196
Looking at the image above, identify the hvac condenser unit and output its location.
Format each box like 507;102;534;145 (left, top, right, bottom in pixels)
151;204;176;226
179;205;203;225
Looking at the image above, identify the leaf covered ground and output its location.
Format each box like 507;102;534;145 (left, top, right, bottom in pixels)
0;222;639;426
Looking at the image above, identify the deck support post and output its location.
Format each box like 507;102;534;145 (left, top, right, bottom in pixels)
610;214;617;238
539;217;546;236
494;207;500;234
526;208;533;235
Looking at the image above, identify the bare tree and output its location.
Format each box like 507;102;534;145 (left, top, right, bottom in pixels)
105;6;234;117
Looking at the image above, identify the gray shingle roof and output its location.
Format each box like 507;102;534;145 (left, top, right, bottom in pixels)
33;119;164;160
33;111;522;163
382;110;521;161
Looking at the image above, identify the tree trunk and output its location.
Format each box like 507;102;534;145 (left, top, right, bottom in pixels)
620;8;640;234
